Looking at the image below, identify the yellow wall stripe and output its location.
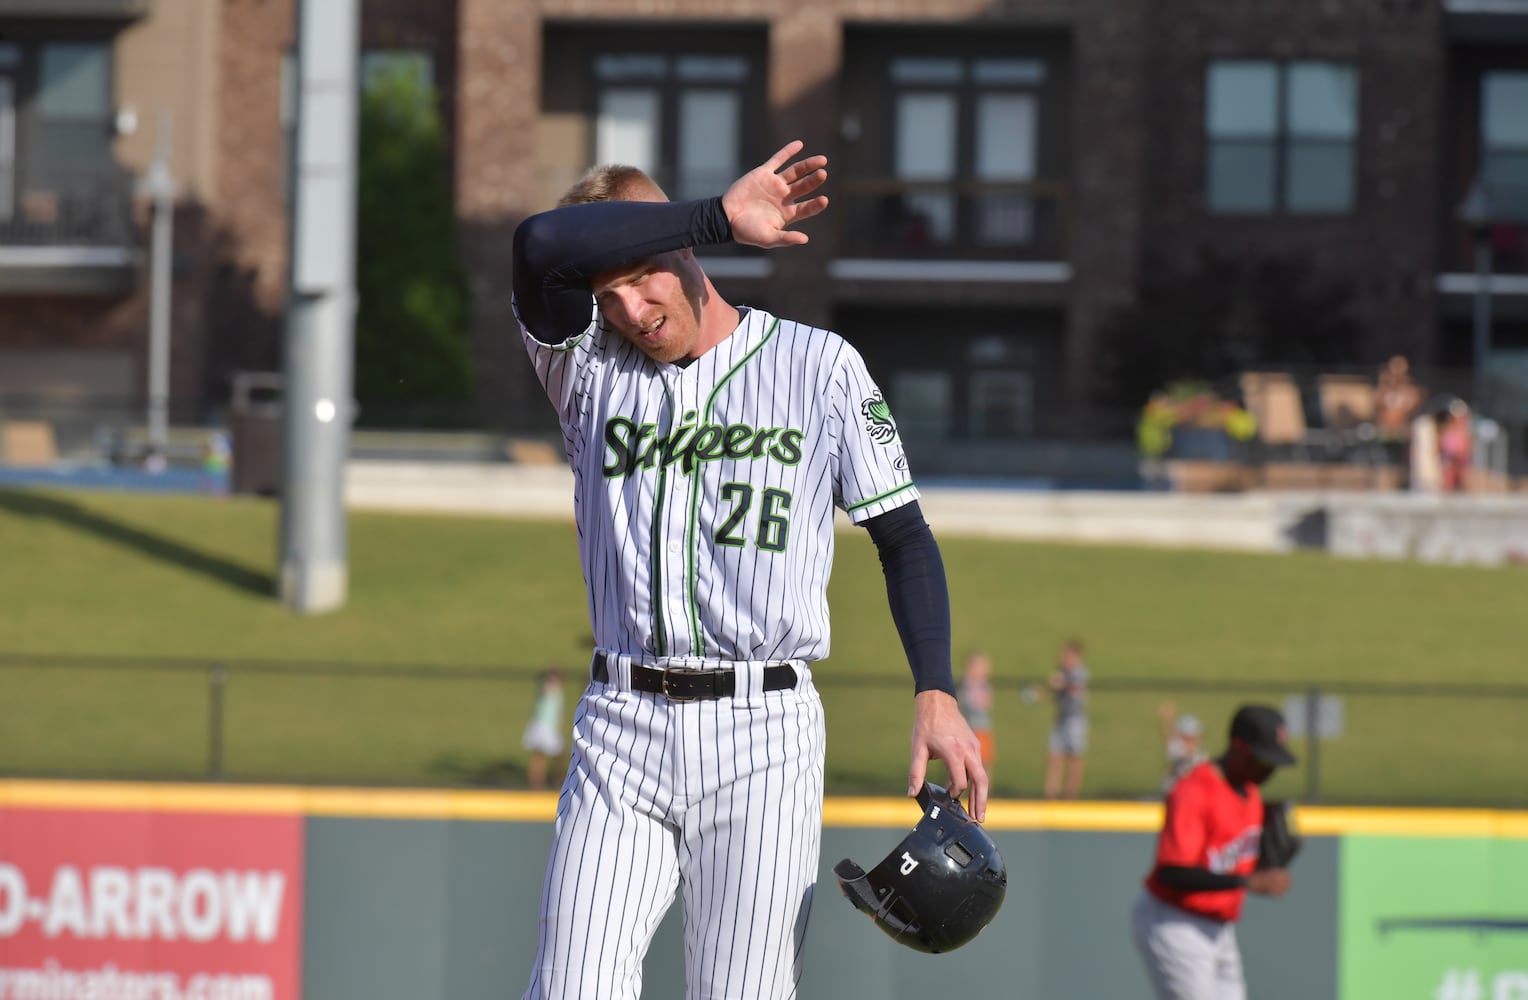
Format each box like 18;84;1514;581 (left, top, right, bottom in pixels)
0;780;557;822
3;781;1525;837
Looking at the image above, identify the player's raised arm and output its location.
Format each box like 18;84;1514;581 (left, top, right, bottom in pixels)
511;197;730;344
510;141;826;345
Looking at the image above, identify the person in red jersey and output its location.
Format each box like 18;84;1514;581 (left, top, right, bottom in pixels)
1131;704;1297;999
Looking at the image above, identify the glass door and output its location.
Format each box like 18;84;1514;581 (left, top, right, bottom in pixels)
0;76;14;221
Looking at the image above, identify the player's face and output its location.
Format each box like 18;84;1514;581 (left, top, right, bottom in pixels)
1226;742;1276;785
593;252;705;364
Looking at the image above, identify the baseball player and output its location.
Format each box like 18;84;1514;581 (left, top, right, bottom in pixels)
510;140;987;999
1131;704;1297;1000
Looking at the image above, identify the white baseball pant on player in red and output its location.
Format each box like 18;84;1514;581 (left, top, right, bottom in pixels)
1131;890;1247;1000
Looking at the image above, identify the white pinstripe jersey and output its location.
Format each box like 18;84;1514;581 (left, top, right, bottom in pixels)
519;305;918;663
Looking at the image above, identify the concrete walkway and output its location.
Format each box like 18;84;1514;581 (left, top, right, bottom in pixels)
345;460;1528;566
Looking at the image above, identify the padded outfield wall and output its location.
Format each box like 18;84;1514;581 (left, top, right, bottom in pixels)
0;782;1524;999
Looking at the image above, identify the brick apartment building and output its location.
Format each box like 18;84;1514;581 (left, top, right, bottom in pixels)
0;0;1523;475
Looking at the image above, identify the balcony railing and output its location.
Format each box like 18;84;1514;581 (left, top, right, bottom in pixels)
0;175;135;250
834;177;1069;262
0;173;139;292
1443;220;1528;280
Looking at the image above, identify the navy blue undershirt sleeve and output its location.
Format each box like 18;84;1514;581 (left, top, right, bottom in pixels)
511;196;733;345
862;501;955;696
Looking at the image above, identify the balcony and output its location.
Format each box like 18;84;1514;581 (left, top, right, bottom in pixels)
1444;0;1528;43
830;177;1070;284
0;0;150;17
0;174;139;295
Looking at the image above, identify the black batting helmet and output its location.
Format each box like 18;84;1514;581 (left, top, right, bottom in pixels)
833;782;1007;954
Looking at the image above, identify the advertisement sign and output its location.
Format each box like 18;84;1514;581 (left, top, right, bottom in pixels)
1341;835;1528;1000
0;808;303;1000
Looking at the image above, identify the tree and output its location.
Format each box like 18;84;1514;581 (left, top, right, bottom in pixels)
353;63;472;427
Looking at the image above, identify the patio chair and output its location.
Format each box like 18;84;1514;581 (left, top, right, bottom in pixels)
0;420;58;467
1240;372;1333;459
1316;373;1387;467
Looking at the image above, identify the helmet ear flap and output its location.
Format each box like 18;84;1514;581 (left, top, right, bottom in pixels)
832;859;877;917
834;853;926;946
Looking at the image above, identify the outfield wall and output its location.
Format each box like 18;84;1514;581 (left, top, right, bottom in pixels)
1;782;1525;999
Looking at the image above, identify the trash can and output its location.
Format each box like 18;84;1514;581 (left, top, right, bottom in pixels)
230;372;283;496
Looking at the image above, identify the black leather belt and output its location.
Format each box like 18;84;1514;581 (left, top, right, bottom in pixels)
592;651;797;701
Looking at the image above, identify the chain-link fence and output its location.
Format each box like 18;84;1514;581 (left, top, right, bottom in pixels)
3;652;1524;807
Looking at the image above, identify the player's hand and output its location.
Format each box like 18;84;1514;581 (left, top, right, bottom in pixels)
909;689;989;823
721;140;829;249
1247;868;1292;897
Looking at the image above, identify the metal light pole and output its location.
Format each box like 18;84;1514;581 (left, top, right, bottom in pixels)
280;0;358;614
140;111;175;468
1457;176;1494;416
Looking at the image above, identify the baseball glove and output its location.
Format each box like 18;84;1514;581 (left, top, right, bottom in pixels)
1256;799;1302;870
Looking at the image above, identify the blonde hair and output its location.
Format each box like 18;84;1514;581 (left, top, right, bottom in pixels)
557;165;668;207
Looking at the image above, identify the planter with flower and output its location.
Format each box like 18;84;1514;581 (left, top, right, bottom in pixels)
1137;380;1259;490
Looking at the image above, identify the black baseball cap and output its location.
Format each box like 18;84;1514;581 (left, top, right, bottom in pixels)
1229;704;1297;767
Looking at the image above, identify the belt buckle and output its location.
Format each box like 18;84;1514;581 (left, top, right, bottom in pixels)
660;666;702;702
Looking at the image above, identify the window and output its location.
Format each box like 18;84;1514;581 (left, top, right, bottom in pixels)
1206;60;1358;215
34;42;113;186
280;51;297;201
975;90;1037;243
890;371;953;440
0;43;17;221
840;307;1057;442
839;30;1066;260
1482;72;1528;222
593;52;749;200
362;50;433;98
887;55;1044;248
0;38;129;247
284;49;438;204
361;51;436;130
0;76;14;221
969;370;1034;437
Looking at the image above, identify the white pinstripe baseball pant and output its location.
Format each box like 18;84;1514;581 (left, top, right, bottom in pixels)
523;657;826;1000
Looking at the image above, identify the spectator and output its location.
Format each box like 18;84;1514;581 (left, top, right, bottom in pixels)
522;668;566;791
1439;399;1474;493
200;430;231;497
1157;700;1206;794
958;650;996;773
1043;639;1090;800
1409;406;1443;493
1375;355;1426;484
1373;354;1424;442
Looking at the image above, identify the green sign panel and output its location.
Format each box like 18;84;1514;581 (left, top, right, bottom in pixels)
1341;836;1528;1000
